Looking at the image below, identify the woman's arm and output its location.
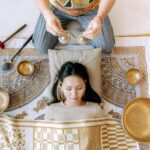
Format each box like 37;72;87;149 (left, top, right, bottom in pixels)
35;0;66;36
35;0;53;20
83;0;116;39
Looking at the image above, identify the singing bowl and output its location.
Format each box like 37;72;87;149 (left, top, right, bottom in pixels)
17;60;34;76
122;98;150;143
125;68;143;85
58;31;71;44
0;87;10;113
77;35;90;44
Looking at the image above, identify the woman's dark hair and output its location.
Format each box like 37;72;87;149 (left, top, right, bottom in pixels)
51;61;101;104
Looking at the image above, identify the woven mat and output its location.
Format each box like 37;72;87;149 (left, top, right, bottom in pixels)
101;46;148;107
0;47;149;110
102;46;150;150
0;116;140;150
0;47;149;150
0;49;50;111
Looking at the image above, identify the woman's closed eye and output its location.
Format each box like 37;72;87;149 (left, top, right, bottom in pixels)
65;87;72;91
65;86;83;91
76;86;83;90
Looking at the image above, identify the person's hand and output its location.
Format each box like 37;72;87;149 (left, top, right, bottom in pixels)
45;13;66;36
82;17;102;39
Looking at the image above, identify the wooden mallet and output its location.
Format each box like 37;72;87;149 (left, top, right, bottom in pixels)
0;24;27;49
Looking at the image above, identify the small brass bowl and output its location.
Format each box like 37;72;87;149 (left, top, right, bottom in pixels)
122;98;150;143
0;87;10;113
125;68;143;85
17;60;34;76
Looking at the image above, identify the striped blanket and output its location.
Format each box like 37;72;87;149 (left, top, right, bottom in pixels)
0;115;139;150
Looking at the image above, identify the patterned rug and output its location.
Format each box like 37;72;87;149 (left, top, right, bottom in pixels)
101;46;148;108
0;47;148;110
0;116;140;150
101;46;150;150
0;49;50;111
0;47;149;150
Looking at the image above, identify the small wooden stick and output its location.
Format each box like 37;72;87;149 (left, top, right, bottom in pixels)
0;24;27;49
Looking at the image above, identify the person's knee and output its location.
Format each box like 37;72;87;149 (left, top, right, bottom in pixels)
32;34;58;54
34;45;48;54
32;37;48;54
102;41;115;54
91;38;115;54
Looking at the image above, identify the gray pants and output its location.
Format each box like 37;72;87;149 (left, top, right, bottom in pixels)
33;6;115;54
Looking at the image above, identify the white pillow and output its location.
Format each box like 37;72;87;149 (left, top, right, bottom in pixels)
48;49;102;97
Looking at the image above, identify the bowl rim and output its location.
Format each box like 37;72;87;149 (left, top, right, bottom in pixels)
122;97;150;143
0;87;10;113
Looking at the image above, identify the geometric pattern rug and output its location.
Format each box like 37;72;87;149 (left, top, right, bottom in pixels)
101;46;148;108
0;49;50;111
0;47;149;150
0;116;140;150
101;46;149;150
0;47;148;110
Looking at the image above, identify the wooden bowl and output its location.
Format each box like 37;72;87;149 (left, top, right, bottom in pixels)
17;60;34;76
122;98;150;143
125;68;143;85
0;87;10;113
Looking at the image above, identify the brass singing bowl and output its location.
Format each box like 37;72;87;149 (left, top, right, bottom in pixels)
125;68;143;85
0;87;10;113
122;98;150;143
17;60;34;76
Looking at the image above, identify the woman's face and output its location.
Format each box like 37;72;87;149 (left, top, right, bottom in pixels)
61;75;86;105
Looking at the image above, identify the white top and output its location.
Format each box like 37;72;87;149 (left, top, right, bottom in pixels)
44;102;106;121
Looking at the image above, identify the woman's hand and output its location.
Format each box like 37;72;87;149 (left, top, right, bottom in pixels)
45;13;66;36
82;17;102;39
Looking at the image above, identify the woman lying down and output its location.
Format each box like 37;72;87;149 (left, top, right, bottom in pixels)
44;61;107;121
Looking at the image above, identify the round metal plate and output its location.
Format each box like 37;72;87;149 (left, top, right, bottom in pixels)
17;60;34;76
0;87;10;113
122;98;150;143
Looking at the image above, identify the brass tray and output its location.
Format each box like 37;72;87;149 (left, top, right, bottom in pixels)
122;98;150;143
